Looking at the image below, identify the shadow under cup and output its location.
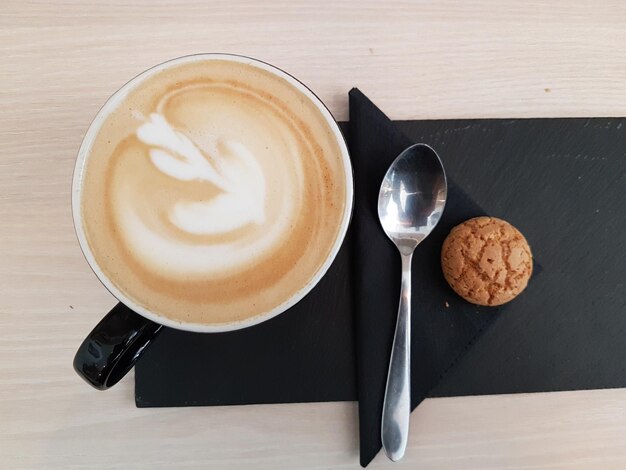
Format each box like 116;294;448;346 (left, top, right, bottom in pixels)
72;54;353;390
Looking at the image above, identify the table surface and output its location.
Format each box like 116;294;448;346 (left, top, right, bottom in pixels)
2;1;626;468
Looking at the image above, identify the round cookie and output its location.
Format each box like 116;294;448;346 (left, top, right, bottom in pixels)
441;217;532;306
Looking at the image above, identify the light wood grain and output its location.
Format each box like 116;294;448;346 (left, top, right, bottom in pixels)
2;1;626;468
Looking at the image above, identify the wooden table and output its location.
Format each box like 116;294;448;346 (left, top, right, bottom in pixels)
2;1;626;468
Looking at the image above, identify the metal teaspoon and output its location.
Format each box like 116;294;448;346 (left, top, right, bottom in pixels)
377;143;447;461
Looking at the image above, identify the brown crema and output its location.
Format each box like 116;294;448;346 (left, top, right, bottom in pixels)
79;59;347;325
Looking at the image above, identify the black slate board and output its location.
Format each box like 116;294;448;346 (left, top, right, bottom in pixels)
136;116;626;407
398;117;626;397
135;230;357;406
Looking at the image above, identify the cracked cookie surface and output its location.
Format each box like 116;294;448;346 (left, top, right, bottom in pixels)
441;217;533;306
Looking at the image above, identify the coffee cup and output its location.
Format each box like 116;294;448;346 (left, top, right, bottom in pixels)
73;54;353;389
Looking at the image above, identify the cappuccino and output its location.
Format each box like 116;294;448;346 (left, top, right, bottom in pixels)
76;57;349;326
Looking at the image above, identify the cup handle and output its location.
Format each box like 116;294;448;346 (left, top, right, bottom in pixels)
73;303;164;390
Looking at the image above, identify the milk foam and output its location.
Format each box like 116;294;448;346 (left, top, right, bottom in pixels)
115;107;298;275
137;114;267;234
80;58;347;325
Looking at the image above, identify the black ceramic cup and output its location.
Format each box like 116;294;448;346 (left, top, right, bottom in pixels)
72;54;354;390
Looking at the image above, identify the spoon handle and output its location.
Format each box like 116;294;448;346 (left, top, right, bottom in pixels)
381;251;413;462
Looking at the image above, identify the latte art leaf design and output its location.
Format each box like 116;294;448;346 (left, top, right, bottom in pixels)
136;113;267;235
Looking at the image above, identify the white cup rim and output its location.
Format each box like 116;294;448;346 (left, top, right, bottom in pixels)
72;53;354;333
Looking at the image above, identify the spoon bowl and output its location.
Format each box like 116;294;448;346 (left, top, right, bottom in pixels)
378;144;447;252
378;143;447;461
